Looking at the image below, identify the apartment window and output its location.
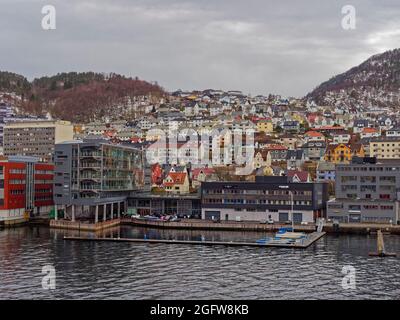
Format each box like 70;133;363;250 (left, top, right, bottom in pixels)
363;205;378;210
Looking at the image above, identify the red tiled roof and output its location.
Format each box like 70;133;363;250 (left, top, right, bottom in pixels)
287;170;309;182
305;130;324;137
164;172;187;186
362;127;377;133
192;168;215;180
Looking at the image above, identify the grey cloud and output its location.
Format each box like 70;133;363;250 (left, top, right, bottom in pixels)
0;0;400;97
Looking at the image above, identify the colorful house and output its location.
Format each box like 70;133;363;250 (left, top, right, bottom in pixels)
324;143;365;164
192;168;216;188
163;172;190;194
255;119;273;133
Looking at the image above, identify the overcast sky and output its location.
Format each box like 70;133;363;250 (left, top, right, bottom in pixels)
1;0;400;97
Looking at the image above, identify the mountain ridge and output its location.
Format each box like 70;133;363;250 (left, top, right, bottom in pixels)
0;71;165;122
306;48;400;108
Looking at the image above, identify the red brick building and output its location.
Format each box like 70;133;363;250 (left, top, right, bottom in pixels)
0;156;53;224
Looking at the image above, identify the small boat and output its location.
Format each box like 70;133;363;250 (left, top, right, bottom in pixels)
256;237;272;244
274;228;306;240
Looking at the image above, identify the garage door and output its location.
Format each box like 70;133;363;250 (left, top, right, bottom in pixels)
205;211;221;221
293;212;303;223
279;212;289;222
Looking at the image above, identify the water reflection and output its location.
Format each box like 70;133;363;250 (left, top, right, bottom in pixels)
0;226;399;300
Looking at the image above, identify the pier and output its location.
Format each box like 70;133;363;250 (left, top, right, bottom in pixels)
64;231;326;249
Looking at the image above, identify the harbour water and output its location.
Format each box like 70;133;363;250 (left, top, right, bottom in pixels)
0;225;399;300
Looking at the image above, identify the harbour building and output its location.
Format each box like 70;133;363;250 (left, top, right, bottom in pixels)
327;157;400;224
201;176;328;223
0;156;54;226
53;139;144;222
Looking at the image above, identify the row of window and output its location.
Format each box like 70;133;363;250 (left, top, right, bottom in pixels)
338;166;400;172
346;194;392;199
203;198;312;205
205;189;312;195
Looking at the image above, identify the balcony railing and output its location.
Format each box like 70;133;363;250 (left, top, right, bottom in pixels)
80;162;101;168
80;152;102;158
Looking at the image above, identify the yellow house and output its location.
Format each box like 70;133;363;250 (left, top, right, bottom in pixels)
256;120;273;133
291;113;306;125
324;143;365;164
254;150;272;168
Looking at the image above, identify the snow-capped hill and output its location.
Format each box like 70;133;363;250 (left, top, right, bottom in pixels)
306;48;400;108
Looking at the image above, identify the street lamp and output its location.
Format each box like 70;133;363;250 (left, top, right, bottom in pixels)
289;190;294;232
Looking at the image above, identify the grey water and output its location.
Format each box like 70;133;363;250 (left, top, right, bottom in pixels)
0;225;399;299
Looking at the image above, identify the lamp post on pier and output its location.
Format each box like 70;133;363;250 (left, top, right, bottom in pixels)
289;190;294;232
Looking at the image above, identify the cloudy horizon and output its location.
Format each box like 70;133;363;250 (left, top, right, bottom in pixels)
1;0;400;97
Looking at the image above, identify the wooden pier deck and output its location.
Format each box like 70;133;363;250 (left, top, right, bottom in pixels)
64;231;326;249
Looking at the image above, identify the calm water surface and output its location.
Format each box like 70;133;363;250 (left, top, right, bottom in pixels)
0;225;399;299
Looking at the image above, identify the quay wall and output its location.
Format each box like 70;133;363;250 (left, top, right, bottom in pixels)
121;218;400;235
50;219;121;231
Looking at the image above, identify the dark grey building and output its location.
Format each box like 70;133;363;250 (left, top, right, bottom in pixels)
201;176;328;223
127;193;201;218
53;139;144;222
327;157;400;223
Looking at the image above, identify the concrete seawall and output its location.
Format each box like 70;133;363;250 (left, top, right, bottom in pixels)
50;219;121;231
0;218;28;228
4;217;399;235
121;218;400;235
121;218;315;232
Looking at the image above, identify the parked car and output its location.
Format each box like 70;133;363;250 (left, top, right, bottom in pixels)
260;219;274;224
177;213;190;219
170;216;181;222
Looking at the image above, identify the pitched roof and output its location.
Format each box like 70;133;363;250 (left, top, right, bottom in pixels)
287;170;309;182
192;168;215;180
361;127;378;134
164;172;187;186
305;130;324;137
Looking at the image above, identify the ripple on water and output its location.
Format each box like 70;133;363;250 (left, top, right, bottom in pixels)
0;226;399;299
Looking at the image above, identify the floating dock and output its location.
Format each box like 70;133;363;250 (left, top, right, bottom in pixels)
64;231;326;249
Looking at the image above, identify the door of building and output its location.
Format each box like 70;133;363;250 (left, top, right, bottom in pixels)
279;212;289;222
293;212;303;223
205;211;221;221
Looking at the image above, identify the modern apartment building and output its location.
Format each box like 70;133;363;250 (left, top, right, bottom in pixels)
3;120;73;162
53;139;145;222
201;176;328;223
370;137;400;159
0;156;54;225
327;157;400;223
